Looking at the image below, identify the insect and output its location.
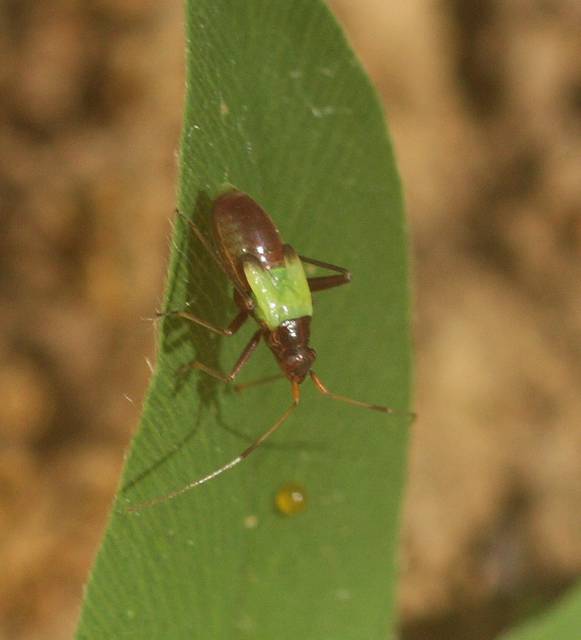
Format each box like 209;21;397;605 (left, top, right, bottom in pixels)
275;482;307;516
128;188;408;511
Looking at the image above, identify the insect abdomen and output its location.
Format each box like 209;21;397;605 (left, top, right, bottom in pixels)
212;190;285;286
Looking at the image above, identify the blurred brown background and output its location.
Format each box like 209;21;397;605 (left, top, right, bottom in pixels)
1;1;579;639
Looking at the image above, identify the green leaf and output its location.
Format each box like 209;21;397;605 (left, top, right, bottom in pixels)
75;1;412;639
499;583;581;640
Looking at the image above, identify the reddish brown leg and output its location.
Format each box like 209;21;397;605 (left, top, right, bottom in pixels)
159;308;248;337
181;330;262;383
310;371;415;418
299;254;351;292
307;274;350;292
126;381;301;512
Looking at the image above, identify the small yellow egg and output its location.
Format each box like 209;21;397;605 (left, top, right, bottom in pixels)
275;483;307;516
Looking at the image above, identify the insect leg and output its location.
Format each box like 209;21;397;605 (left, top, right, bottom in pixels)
299;255;351;274
125;382;301;511
298;252;351;292
159;308;248;337
181;329;262;383
310;371;415;418
307;274;351;292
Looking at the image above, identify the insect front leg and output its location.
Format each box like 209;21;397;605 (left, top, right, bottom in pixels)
180;330;262;383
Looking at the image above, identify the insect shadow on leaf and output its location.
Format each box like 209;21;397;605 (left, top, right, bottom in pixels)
121;192;323;504
121;191;231;498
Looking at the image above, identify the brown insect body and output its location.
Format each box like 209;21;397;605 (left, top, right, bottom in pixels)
212;190;285;286
212;190;315;383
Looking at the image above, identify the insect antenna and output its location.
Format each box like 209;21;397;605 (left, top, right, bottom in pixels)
125;382;301;513
310;371;415;419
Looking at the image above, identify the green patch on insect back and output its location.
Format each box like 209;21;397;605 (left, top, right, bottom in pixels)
244;253;313;330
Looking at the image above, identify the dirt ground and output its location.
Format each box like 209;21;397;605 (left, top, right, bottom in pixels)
1;2;579;639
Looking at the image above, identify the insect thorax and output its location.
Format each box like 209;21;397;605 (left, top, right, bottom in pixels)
243;253;313;330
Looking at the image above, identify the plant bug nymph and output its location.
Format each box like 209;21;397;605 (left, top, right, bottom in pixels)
127;188;411;511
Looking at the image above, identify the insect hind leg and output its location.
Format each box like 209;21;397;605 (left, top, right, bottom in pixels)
298;252;351;292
